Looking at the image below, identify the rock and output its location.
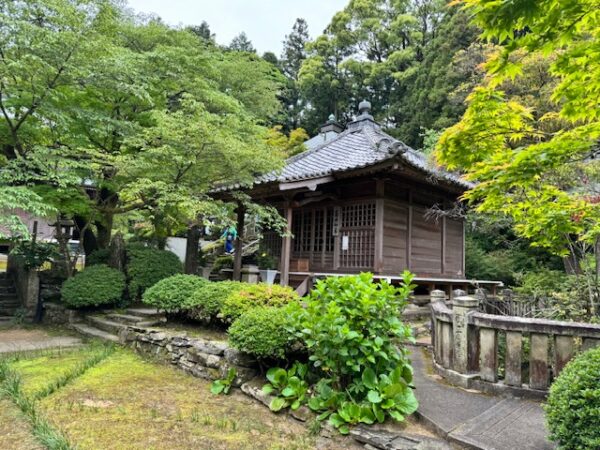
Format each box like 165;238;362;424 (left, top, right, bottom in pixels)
220;364;257;387
205;354;222;369
289;405;313;422
148;332;167;342
171;336;191;347
187;349;210;365
191;365;220;380
350;427;453;450
193;339;227;356
240;377;274;408
224;347;256;367
177;359;195;373
319;421;337;439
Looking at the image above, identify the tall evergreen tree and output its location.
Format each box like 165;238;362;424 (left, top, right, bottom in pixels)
280;18;310;131
296;0;482;145
228;32;255;53
187;21;215;42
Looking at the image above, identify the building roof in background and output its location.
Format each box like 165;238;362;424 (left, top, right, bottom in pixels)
214;101;472;193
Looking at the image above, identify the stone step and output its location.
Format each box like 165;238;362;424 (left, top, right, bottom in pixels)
0;316;12;325
0;306;20;316
0;292;18;300
72;323;119;343
105;313;146;324
0;299;20;306
126;307;165;320
87;316;125;335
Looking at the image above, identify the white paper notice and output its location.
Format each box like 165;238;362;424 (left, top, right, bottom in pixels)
342;235;349;251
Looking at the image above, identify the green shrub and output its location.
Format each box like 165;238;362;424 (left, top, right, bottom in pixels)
142;274;208;312
127;246;182;299
86;248;110;266
545;346;600;450
61;265;125;308
220;283;299;322
290;272;418;433
228;306;295;359
514;269;570;297
186;281;248;322
211;255;233;273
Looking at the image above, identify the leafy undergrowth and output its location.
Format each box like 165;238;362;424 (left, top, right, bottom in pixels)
38;349;319;450
0;398;43;450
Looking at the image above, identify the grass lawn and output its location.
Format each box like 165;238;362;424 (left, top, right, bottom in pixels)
0;398;43;450
1;343;358;450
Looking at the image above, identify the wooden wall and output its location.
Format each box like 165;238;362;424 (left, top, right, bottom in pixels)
380;177;465;278
382;200;408;272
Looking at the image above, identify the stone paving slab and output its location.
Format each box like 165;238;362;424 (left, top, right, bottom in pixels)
409;347;556;450
450;398;553;450
410;347;502;435
0;328;82;354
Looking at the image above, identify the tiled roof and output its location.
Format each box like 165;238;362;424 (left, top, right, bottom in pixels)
214;110;471;192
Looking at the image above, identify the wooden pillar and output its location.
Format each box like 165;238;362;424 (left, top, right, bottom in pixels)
407;190;413;271
232;204;245;282
374;179;385;274
280;205;293;286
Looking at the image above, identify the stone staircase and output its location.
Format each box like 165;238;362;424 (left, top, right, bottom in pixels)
73;307;166;343
0;273;20;325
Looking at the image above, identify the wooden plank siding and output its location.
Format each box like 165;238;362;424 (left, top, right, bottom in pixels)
410;205;443;275
259;174;465;279
445;218;464;276
382;199;408;273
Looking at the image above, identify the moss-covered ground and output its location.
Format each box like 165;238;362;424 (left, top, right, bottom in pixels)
2;344;354;450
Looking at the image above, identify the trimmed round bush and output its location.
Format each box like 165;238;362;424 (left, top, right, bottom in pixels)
220;283;299;322
228;306;293;359
61;265;125;308
127;246;182;299
186;281;248;322
142;274;208;312
85;248;110;266
545;346;600;450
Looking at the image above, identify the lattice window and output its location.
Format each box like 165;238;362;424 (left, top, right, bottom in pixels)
341;202;376;228
340;201;376;269
262;230;282;258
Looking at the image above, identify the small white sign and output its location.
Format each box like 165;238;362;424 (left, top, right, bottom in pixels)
342;235;349;251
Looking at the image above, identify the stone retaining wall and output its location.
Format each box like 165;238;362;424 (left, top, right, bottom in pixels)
119;326;258;386
42;302;81;325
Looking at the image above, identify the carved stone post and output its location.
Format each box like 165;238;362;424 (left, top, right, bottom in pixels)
452;295;479;374
430;290;446;365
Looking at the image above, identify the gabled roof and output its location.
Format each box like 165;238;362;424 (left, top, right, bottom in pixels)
213;103;471;193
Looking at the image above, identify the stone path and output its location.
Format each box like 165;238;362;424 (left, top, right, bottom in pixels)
0;328;82;354
410;346;556;450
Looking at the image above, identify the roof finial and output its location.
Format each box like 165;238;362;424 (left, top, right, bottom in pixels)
358;99;371;115
327;113;336;122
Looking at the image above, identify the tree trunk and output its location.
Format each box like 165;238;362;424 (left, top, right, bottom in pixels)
74;215;98;256
109;232;126;273
184;225;201;275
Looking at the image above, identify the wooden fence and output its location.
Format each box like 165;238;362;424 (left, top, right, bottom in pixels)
430;290;600;395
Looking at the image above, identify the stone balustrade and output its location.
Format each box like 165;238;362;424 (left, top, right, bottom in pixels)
430;290;600;396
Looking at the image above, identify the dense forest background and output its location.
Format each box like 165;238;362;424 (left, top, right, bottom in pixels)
208;0;563;287
2;0;594;302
